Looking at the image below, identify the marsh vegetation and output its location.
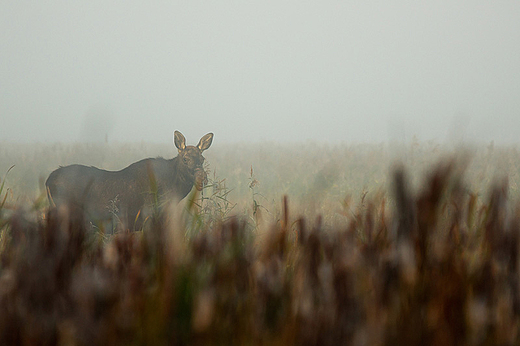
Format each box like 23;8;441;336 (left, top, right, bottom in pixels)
1;141;520;344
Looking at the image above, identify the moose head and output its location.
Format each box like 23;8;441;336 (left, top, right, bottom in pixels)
174;130;214;191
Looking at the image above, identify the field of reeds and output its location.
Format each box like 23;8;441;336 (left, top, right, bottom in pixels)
1;141;520;344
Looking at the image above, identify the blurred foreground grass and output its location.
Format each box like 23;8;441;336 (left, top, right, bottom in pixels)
1;141;520;344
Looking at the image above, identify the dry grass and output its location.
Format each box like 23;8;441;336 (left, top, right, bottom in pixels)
1;154;520;345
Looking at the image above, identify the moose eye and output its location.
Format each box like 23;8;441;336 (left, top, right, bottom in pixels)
183;157;188;164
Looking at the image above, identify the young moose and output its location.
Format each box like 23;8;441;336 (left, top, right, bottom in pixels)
46;131;213;231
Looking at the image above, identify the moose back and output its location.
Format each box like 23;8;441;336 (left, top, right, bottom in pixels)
46;131;213;231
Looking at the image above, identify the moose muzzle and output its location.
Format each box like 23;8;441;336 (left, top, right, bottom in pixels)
194;168;207;191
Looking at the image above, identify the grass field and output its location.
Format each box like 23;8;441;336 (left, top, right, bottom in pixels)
1;140;520;344
2;140;519;213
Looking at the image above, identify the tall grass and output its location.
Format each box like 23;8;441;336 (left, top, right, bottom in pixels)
1;159;519;344
2;141;520;209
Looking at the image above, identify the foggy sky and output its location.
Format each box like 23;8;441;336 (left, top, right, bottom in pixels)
1;1;519;144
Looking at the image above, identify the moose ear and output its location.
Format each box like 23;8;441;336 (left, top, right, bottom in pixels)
174;131;186;151
197;133;214;152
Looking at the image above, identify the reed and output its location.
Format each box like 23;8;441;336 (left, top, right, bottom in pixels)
1;159;519;345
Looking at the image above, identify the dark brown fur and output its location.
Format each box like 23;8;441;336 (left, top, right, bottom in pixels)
45;131;213;231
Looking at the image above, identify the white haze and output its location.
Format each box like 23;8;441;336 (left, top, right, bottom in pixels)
1;1;519;145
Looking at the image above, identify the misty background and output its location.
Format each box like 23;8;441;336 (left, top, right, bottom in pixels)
1;1;519;145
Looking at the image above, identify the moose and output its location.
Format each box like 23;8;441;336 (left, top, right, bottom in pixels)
46;131;213;232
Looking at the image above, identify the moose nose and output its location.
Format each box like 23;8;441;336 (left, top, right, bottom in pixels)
194;168;207;191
